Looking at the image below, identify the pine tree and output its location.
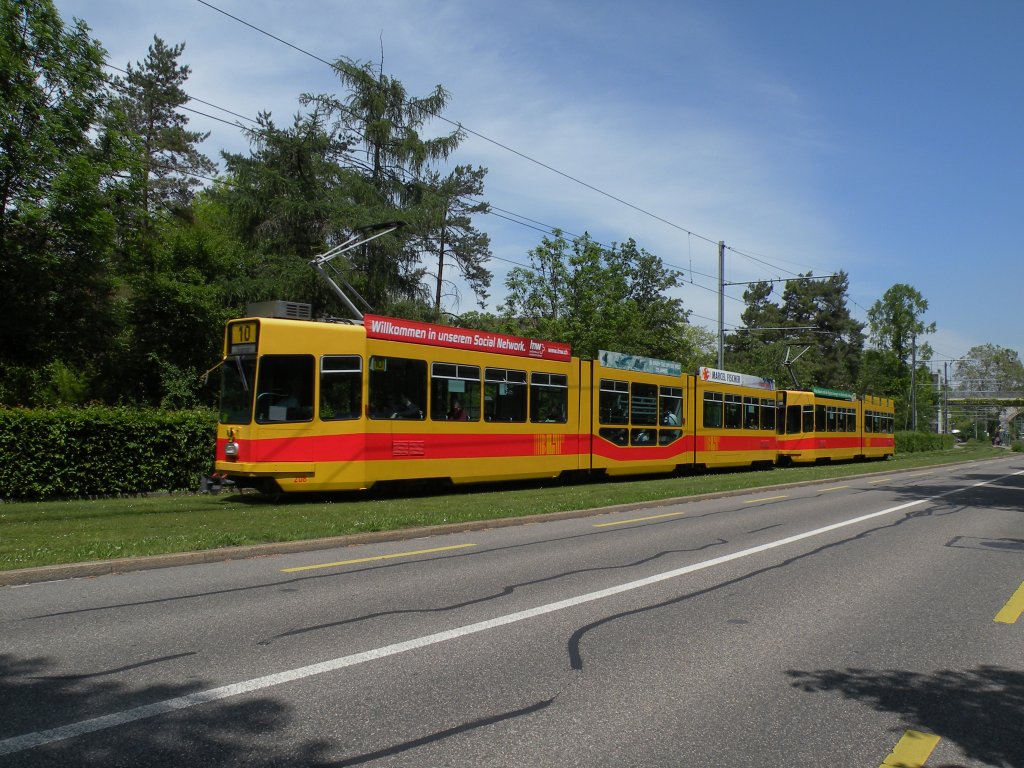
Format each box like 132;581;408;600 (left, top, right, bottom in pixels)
413;165;492;317
105;36;215;270
218;109;362;315
302;57;464;311
780;271;864;389
725;272;864;389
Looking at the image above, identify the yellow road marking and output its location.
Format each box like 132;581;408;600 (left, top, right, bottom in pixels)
880;729;940;767
593;511;686;528
743;495;788;504
904;471;935;478
280;544;476;573
994;580;1024;624
820;485;849;492
869;478;889;484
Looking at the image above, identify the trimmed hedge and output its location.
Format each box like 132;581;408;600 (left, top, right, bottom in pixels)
895;431;955;453
0;408;217;500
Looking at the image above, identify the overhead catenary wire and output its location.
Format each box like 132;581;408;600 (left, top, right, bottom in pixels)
191;0;730;253
98;8;787;305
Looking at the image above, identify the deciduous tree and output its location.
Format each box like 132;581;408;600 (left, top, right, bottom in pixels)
0;0;114;404
412;165;492;318
104;36;216;269
500;232;691;361
862;283;937;429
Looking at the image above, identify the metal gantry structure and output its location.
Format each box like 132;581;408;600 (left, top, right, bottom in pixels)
928;362;1024;443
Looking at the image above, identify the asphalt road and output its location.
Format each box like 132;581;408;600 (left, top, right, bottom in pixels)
1;457;1021;767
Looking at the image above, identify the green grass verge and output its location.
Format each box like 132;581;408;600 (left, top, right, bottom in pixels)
0;444;1009;572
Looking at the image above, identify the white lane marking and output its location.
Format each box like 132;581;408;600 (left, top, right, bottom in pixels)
3;469;1020;756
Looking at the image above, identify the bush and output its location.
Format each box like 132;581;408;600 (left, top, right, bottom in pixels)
0;407;217;500
1012;440;1023;453
895;431;955;453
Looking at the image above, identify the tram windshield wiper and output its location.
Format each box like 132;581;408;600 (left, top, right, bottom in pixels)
234;356;250;392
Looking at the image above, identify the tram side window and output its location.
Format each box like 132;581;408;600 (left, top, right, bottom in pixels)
255;354;315;423
815;404;826;432
630;381;658;445
724;394;742;429
865;411;874;433
220;356;257;424
368;356;426;420
319;355;362;421
803;405;814;433
761;398;776;431
660;387;682;426
659;386;683;445
631;382;658;426
431;362;480;421
743;397;759;429
598;379;628;445
599;379;629;425
485;368;526;422
703;392;723;428
530;372;568;423
785;405;802;434
599;428;628;446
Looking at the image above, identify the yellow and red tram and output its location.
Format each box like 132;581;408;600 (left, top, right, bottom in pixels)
214;308;894;494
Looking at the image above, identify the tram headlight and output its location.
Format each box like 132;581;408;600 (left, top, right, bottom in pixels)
224;440;239;458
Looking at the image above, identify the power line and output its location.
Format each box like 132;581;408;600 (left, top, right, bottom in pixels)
92;4;817;319
192;0;724;251
188;0;875;335
98;10;812;321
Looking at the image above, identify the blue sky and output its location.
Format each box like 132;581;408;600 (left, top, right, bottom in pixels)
53;0;1023;371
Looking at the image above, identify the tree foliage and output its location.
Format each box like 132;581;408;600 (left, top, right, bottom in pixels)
0;0;115;403
216;109;361;316
413;165;492;317
499;232;694;363
0;0;107;227
955;344;1024;394
861;283;937;429
866;283;935;363
108;37;216;224
300;57;466;312
725;272;864;389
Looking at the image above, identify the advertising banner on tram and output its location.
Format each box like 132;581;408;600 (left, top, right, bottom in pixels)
364;314;572;362
698;366;775;391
